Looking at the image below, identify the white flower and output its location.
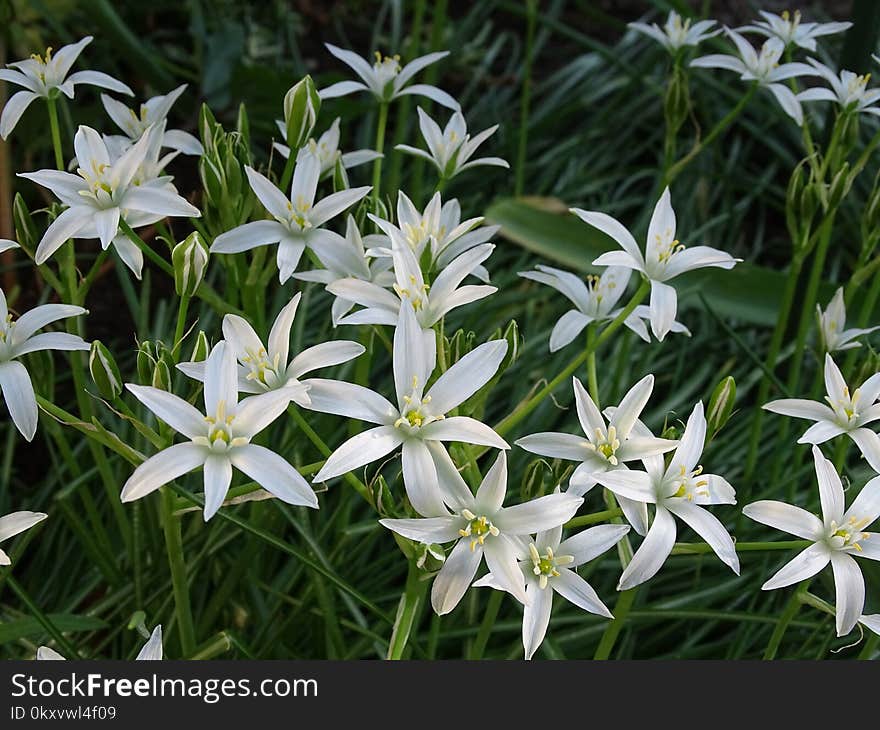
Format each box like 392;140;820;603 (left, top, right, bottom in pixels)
293;215;394;324
573;187;740;341
380;451;583;613
763;353;880;472
306;301;509;517
0;289;89;441
475;521;630;659
739;10;851;51
101;84;203;155
690;30;817;124
0;239;19;254
0;510;47;565
178;292;363;404
629;11;720;52
366;191;497;282
797;60;880;117
37;625;163;660
319;44;459;110
517;375;678;532
272;117;381;173
19;125;201;278
328;218;495;330
743;446;880;636
594;402;739;589
0;36;132;139
121;341;318;520
816;287;879;353
209;150;370;283
395;107;508;180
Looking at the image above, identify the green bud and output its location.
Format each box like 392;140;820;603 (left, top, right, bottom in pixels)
136;341;155;383
828;162;853;210
88;340;123;400
706;376;736;440
501;320;521;371
151;357;172;391
283;75;320;151
521;458;552;502
172;232;209;298
415;542;445;571
12;194;38;256
190;331;210;362
332;156;349;192
663;64;691;137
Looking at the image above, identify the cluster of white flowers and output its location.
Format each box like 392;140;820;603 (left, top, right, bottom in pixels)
1;8;877;660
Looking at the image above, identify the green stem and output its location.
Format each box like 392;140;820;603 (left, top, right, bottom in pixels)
46;97;65;171
671;540;809;555
594;586;636;660
6;575;80;658
371;102;390;209
172;294;191;359
387;559;427;660
161;487;196;657
764;578;811;660
514;0;537;197
586;323;599;405
279;151;296;196
469;589;503;659
118;219;173;276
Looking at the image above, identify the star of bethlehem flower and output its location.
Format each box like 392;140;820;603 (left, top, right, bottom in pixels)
327;216;496;329
518;265;689;352
594;401;740;589
178;291;364;404
690;30;818;124
572;187;740;341
101;84;203;155
272;116;382;173
763;353;880;472
319;44;459;110
37;625;163;660
474;518;630;659
797;59;880;117
0;510;47;565
293;215;394;324
0;35;132;139
306;300;509;517
739;10;852;51
0;289;89;441
20;124;201;278
121;341;319;521
365;191;497;282
816;287;879;352
743;445;880;636
628;11;720;52
516;375;678;533
380;451;583;614
395;107;508;181
0;239;19;254
209;149;370;283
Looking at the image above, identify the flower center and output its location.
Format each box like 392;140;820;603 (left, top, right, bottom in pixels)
827;516;871;552
394;375;441;432
826;385;861;426
459;509;500;551
196;400;249;452
655;230;685;266
846;73;871;103
528;543;574;589
373;52;402;87
0;313;15;358
665;12;691;45
286;197;313;231
669;464;709;501
240;347;283;390
393;275;429;311
585;425;621;466
77;160;116;207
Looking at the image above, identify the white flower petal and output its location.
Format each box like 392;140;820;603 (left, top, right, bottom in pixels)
666;500;739;574
121;443;206;502
522;581;553;660
203;454;233;521
0;510;48;542
425;339;507;415
431;538;483;615
401;439;447;517
496;492;583;535
0;360;38;441
831;552;865;636
515;432;592;461
230;444;318;509
742;500;824;540
559;524;631;567
761;542;831;590
618;506;677;590
210;220;286;254
135;626;164;660
125;384;206;439
300;378;397;424
553;567;613;617
313;425;403;482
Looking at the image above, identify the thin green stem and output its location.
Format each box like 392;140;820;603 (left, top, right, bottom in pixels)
565;508;623;529
172;294;191;359
671;540;810;555
387;559;427;660
46;97;65;171
469;589;503;659
764;578;811;660
6;575;80;658
594;587;636;660
514;0;537;197
586;323;599;405
279;150;296;196
371;102;389;209
161;486;196;657
118;219;173;276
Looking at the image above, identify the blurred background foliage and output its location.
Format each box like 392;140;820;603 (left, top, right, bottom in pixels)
1;0;879;659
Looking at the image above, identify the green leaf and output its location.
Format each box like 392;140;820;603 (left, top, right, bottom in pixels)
0;614;107;645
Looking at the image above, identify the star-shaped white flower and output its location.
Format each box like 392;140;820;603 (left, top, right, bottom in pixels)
19;125;200;278
319;44;459;110
594;402;739;589
797;60;880;117
101;84;203;155
272;117;382;173
743;446;880;636
474;520;630;659
816;287;879;353
37;625;163;660
328;216;495;330
690;30;818;124
209;150;370;283
517;375;678;532
0;36;132;139
739;10;851;51
380;451;583;614
121;341;318;520
0;510;47;565
0;289;89;441
573;187;740;341
763;353;880;472
629;11;720;52
178;292;363;404
395;107;508;181
306;300;508;517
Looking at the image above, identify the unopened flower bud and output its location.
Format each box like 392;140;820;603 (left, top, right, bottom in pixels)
137;341;154;384
706;376;736;441
828;162;853;209
283;75;320;151
172;232;209;298
89;340;123;400
190;331;210;363
151;357;172;392
521;458;552;502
